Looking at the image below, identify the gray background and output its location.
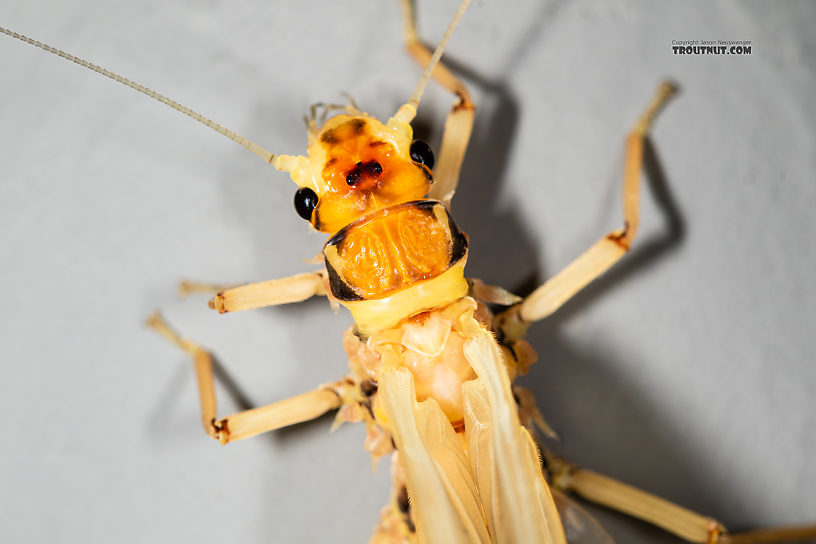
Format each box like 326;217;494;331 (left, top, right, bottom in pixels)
1;1;814;542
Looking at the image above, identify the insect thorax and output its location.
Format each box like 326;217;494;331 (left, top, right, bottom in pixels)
324;200;469;335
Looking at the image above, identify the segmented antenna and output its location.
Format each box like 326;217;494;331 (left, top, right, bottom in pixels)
408;0;471;110
0;26;291;169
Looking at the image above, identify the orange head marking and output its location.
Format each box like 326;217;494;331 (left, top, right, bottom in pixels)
288;112;433;233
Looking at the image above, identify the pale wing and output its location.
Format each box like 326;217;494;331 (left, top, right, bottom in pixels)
462;330;567;544
552;489;616;544
462;379;497;537
379;366;491;544
463;378;566;544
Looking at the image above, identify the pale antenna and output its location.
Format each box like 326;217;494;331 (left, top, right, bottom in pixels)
395;0;471;123
0;26;297;171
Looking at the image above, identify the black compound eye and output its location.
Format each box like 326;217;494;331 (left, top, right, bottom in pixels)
410;140;435;170
294;187;318;220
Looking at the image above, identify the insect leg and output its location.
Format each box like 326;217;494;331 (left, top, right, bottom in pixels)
146;313;342;444
184;271;328;313
469;278;523;306
496;81;678;340
401;0;475;206
177;280;238;297
513;385;558;440
547;455;816;543
547;454;722;543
